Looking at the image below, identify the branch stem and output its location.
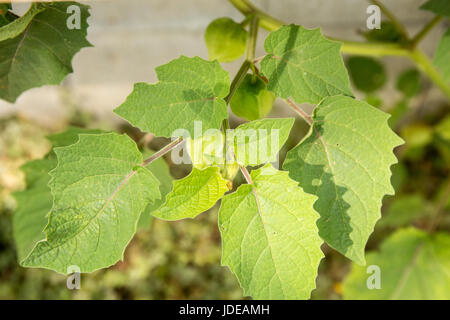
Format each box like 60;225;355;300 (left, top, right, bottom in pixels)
141;137;183;166
369;0;410;41
285;98;312;125
411;15;443;47
228;0;450;100
240;165;253;184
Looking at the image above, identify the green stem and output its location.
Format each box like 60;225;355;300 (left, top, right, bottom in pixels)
246;15;259;62
229;0;283;31
410;49;450;99
369;0;410;41
411;15;443;47
228;0;450;100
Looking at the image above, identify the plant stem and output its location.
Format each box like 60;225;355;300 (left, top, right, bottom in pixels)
228;0;450;100
369;0;410;41
410;49;450;99
229;0;283;31
246;15;259;62
141;137;183;166
284;98;312;125
240;165;253;184
223;14;260;131
411;15;443;47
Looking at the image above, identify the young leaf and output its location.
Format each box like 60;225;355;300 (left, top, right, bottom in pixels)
230;74;275;121
205;17;248;62
114;56;230;138
433;29;450;83
283;95;404;264
0;2;92;103
219;164;323;299
343;227;450;299
346;56;386;93
228;117;294;166
396;69;422;97
260;25;353;105
420;0;450;17
22;133;161;273
152;167;228;221
13;159;55;262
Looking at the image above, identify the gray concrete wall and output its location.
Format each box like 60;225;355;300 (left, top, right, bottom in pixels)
0;0;447;128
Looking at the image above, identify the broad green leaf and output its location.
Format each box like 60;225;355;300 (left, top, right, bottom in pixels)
0;2;92;103
343;227;450;299
346;56;386;93
260;25;353;105
114;56;230;138
283;95;403;264
219;164;323;299
361;21;403;43
228;118;294;166
137;149;173;228
22;133;161;273
13;127;111;264
13;158;55;262
205;17;248;62
433;29;450;83
396;69;422;97
420;0;450;17
152;167;228;221
0;3;44;41
379;195;428;228
47;126;105;148
230;74;275;121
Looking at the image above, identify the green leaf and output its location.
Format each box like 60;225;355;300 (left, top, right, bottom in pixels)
0;3;44;41
346;56;386;93
361;21;403;43
219;164;323;299
420;0;450;17
0;2;92;103
13;127;111;265
13;158;55;262
343;227;450;299
433;29;450;83
47;126;105;148
283;95;403;264
396;69;422;97
137;148;173;228
228;118;294;166
205;17;248;62
379;194;428;228
114;56;230;138
230;74;275;121
22;133;161;273
260;25;353;105
152;167;228;221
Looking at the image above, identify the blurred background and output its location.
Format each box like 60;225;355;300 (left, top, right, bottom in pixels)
0;0;449;299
